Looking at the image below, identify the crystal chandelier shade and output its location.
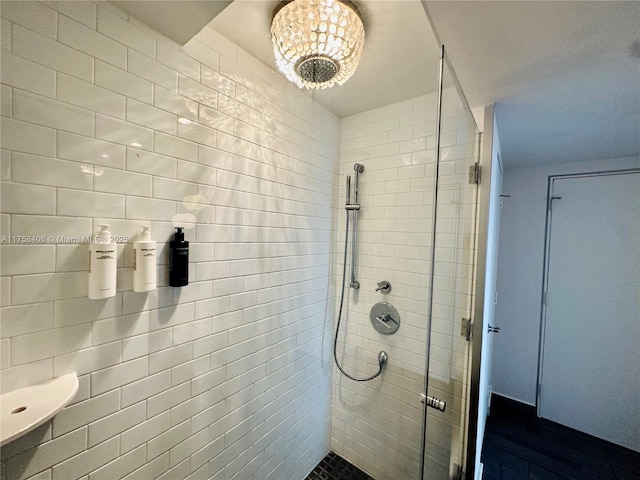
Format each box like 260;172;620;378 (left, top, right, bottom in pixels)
271;0;365;89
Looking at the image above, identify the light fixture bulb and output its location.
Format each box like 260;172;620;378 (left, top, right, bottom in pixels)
271;0;365;89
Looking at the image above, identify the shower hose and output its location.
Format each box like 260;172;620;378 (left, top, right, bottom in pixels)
333;206;386;382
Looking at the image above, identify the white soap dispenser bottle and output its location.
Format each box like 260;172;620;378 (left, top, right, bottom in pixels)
133;225;156;292
88;224;117;299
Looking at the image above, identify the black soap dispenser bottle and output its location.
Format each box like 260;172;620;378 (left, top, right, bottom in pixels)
169;227;189;287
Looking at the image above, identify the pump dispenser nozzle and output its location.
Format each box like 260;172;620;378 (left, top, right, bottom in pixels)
96;224;112;243
169;226;189;287
140;225;151;241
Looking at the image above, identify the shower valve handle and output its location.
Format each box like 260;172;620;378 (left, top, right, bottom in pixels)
375;313;397;329
375;280;391;293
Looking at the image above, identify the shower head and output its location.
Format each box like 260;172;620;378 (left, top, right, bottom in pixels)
354;163;364;173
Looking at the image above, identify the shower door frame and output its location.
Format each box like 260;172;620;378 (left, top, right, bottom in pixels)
418;44;447;480
419;44;496;480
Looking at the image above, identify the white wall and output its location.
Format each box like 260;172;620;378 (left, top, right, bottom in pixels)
492;155;640;405
0;2;339;479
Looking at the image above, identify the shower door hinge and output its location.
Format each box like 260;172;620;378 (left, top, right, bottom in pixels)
460;317;472;341
469;162;481;184
454;464;464;480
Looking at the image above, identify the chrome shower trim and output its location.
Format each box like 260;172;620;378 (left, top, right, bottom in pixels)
349;163;363;289
333;162;384;382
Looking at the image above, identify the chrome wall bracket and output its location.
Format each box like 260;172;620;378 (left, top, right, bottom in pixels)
375;280;391;294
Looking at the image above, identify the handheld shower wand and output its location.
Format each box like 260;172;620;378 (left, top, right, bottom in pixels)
334;163;388;382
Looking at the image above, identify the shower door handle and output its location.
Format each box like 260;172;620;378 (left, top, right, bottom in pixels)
420;394;446;412
488;325;501;333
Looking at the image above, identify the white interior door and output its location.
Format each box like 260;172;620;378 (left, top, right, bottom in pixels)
540;171;640;452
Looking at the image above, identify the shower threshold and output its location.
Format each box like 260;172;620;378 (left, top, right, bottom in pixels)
306;451;375;480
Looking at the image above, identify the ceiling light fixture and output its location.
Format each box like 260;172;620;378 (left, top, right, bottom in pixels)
271;0;365;90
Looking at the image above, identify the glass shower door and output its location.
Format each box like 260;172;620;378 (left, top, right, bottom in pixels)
421;47;481;480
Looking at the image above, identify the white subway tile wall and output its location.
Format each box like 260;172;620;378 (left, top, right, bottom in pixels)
334;88;478;479
1;3;338;480
333;95;437;480
0;3;481;480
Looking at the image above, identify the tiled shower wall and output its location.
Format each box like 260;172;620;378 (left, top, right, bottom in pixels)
332;88;478;480
333;93;438;480
0;2;339;479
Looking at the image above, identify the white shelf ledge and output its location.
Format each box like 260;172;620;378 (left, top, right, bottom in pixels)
0;373;79;447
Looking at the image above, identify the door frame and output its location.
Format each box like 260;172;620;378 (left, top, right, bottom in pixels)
464;105;498;480
536;168;640;414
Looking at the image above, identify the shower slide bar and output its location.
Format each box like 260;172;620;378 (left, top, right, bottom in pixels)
346;163;364;289
334;163;388;382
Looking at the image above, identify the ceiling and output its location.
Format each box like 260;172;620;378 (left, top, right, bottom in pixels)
113;1;232;44
208;0;441;118
114;1;640;168
426;1;640;167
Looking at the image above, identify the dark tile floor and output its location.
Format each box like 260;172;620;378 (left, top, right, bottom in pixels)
481;395;640;480
307;451;374;480
306;398;640;480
